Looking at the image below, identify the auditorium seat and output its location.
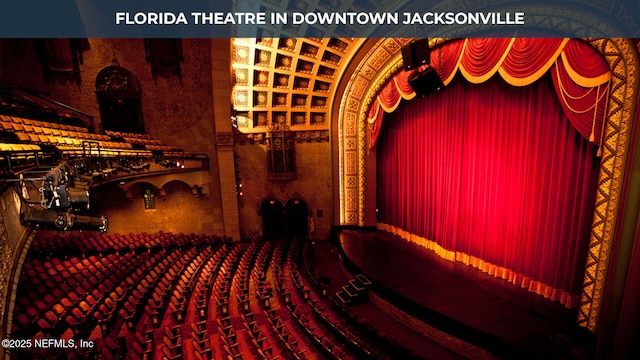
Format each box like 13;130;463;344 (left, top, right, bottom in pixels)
13;235;402;359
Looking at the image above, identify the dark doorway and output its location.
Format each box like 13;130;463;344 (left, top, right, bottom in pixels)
285;198;309;240
97;97;144;133
95;66;144;134
260;198;285;239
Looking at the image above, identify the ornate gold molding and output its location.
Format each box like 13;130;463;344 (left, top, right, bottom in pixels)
577;38;638;331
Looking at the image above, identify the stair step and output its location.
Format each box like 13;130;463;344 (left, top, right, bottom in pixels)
336;291;352;305
342;285;358;298
349;279;365;291
355;274;371;286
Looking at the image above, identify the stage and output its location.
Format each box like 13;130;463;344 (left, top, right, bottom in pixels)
335;229;594;359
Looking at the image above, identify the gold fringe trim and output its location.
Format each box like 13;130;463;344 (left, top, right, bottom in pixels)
377;223;580;308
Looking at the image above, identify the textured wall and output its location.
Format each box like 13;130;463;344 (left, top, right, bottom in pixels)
235;140;332;240
90;182;217;235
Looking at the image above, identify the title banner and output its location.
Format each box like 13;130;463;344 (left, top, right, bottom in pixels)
1;0;639;38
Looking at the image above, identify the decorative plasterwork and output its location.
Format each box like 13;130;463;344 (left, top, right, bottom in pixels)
577;38;638;331
231;38;357;134
337;37;638;332
217;132;234;147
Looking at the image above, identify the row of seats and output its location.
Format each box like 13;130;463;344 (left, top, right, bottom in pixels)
282;240;355;360
1;122;95;139
0;114;89;134
1;115;180;154
245;240;309;360
151;242;245;360
28;231;227;256
105;130;151;140
12;234;415;359
14;251;152;341
105;130;173;149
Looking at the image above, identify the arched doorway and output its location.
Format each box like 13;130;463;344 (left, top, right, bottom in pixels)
95;66;144;134
260;198;284;239
285;197;309;240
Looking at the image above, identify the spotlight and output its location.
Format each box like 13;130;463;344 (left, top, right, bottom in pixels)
73;214;109;233
408;67;444;98
43;185;89;210
22;210;108;233
402;38;430;71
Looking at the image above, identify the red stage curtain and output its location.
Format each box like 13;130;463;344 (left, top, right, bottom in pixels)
376;75;600;307
551;39;611;144
458;38;513;83
368;39;610;149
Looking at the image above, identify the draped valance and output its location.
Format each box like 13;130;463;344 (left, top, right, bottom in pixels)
368;38;612;149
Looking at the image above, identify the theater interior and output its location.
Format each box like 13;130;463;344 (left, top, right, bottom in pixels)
0;34;639;360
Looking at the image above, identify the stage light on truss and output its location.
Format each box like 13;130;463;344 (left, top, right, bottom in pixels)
22;210;108;233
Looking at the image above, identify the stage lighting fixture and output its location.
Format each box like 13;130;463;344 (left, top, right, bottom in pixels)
49;184;90;210
23;210;108;233
408;67;444;98
45;162;70;186
402;38;430;71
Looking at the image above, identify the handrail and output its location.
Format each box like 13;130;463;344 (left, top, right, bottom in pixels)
11;87;94;119
2;85;95;130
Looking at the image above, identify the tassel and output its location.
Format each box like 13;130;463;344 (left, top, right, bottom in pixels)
590;86;599;143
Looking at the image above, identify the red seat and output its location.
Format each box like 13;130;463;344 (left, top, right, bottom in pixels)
77;301;92;315
43;310;59;324
163;335;181;353
51;303;65;317
192;338;212;358
67;291;80;304
34;299;49;311
161;344;181;360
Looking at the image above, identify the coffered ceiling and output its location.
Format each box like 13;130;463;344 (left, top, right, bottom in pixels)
231;37;361;134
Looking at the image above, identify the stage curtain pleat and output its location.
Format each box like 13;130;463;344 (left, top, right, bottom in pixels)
368;39;610;149
431;39;466;85
458;38;514;84
376;75;599;307
498;38;567;86
551;57;610;144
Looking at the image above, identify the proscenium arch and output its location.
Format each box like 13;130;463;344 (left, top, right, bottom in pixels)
335;37;638;332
